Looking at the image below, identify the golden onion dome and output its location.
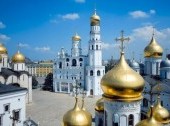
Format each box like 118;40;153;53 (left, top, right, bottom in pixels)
148;96;170;124
63;98;92;126
144;36;163;58
95;98;104;112
101;52;145;101
72;33;81;41
0;43;7;54
136;106;163;126
12;50;25;63
90;10;100;26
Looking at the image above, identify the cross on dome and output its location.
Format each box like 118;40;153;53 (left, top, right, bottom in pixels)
115;30;130;53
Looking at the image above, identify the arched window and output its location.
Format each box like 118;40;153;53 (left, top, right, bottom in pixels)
66;58;69;62
128;114;134;126
72;59;77;66
90;70;93;76
79;58;83;61
96;45;98;50
143;98;148;107
59;62;62;68
97;70;100;76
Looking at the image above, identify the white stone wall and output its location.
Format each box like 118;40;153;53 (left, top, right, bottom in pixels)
104;100;141;126
0;90;27;126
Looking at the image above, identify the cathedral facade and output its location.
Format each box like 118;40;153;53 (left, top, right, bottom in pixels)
0;44;32;103
53;10;105;96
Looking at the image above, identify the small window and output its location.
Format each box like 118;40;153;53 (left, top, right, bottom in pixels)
96;45;98;50
128;114;134;126
59;62;62;68
4;104;10;112
66;58;69;62
90;70;93;76
72;59;77;66
0;116;2;126
92;45;94;50
67;63;69;66
13;110;20;121
79;58;83;61
80;63;82;66
97;70;100;76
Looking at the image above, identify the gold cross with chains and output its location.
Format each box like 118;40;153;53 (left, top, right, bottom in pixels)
115;30;130;52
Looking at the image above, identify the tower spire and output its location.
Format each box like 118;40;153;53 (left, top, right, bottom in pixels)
152;26;155;37
115;30;130;53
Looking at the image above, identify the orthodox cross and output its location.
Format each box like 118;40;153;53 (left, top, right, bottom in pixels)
152;26;155;36
81;90;86;100
17;43;21;52
132;51;135;60
115;30;130;53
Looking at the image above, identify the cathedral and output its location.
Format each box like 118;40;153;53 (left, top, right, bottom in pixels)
53;10;105;96
0;44;32;103
61;10;170;126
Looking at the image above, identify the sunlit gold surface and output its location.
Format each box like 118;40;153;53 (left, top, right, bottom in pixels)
12;51;25;63
90;12;100;26
95;98;104;112
101;52;145;101
0;56;1;61
148;97;170;124
72;33;81;41
0;43;7;54
144;36;163;58
63;98;92;126
136;106;163;126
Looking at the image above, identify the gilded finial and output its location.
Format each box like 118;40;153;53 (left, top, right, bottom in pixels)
115;30;130;53
152;26;155;37
17;43;21;53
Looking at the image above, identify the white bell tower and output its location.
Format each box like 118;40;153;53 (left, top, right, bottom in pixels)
86;10;105;96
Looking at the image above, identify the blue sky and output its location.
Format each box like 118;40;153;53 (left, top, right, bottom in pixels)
0;0;170;61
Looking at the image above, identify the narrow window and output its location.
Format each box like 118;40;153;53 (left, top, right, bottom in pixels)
72;59;77;66
97;70;100;76
90;70;93;76
13;110;20;121
96;45;98;50
128;114;134;126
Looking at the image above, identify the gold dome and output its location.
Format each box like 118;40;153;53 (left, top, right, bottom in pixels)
12;50;25;63
90;10;100;26
101;52;145;101
144;36;163;58
148;96;170;124
72;33;81;41
0;43;7;54
95;98;104;112
63;98;92;126
136;106;162;126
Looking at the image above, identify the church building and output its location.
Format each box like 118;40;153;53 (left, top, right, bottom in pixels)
53;10;105;96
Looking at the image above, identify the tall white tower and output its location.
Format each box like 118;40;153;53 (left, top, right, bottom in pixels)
71;33;82;57
86;10;105;96
101;31;145;126
144;31;163;75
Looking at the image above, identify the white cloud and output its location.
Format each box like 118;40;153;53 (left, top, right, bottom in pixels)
35;46;51;52
0;34;10;41
75;0;85;3
18;43;29;48
61;13;79;20
0;21;6;29
50;19;58;24
102;42;120;50
129;10;149;19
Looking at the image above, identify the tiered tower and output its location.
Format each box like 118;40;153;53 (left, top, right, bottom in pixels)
86;9;105;96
